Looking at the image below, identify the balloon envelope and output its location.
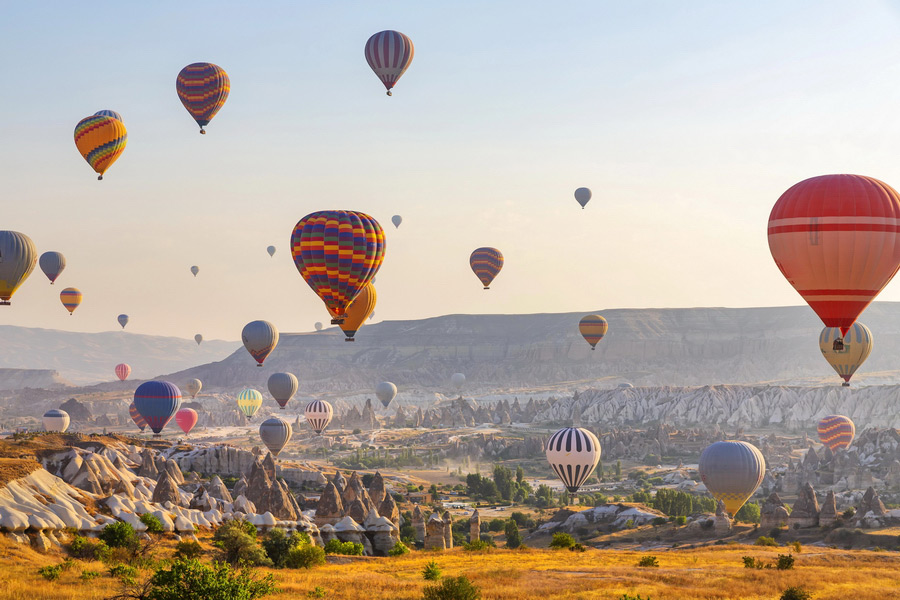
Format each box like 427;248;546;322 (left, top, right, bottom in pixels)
579;315;608;350
133;381;182;435
242;320;279;366
546;427;601;493
43;409;70;433
819;323;872;384
259;417;293;456
336;284;376;341
365;30;414;95
451;373;466;392
0;231;37;304
185;378;202;398
60;287;82;314
268;372;299;409
194;334;203;345
698;441;765;516
470;247;503;289
237;388;263;419
314;322;323;332
304;400;333;434
768;174;900;335
74;115;127;179
267;245;276;257
129;402;147;432
817;415;855;451
115;363;131;381
94;110;123;122
175;408;198;435
176;63;230;133
39;251;66;284
574;187;591;208
392;215;402;228
190;266;199;277
375;381;397;408
117;314;129;329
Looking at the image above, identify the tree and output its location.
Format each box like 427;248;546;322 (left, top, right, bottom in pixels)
504;520;522;549
143;558;276;600
615;460;622;481
515;466;525;486
493;466;515;501
735;502;761;524
536;484;554;508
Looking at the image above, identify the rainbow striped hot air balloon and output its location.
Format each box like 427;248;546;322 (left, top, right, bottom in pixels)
469;247;503;289
236;388;263;420
74;115;127;180
129;402;147;432
365;30;414;96
60;287;82;315
579;315;608;350
817;415;855;451
176;63;230;134
133;381;182;436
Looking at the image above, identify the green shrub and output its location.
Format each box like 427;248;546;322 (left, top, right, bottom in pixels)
99;521;139;551
755;536;778;547
140;512;165;534
734;502;761;524
67;535;111;561
504;521;522;549
323;539;363;556
463;539;490;551
570;543;587;552
776;554;795;570
423;560;442;581
174;540;204;560
262;529;310;568
213;520;271;566
80;570;101;581
422;575;481;600
637;555;659;567
487;518;505;532
780;587;813;600
624;519;634;529
388;541;410;556
307;587;326;599
790;541;802;553
38;564;62;581
651;517;667;526
549;533;576;550
145;558;277;600
675;516;687;526
108;563;139;585
285;545;326;569
742;556;764;569
619;596;651;600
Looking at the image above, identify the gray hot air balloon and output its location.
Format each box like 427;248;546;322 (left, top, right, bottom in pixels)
117;314;129;329
43;408;70;433
259;416;293;457
315;322;323;332
304;400;333;435
190;265;199;277
574;187;592;209
39;251;66;284
185;378;202;398
242;320;279;367
375;381;397;408
267;245;276;257
451;373;466;392
0;231;38;305
698;441;765;516
268;372;298;409
545;426;601;493
392;215;402;228
194;334;203;345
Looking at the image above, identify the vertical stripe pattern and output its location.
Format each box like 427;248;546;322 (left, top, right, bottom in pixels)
698;441;766;516
259;417;293;456
304;399;334;434
115;363;131;381
469;247;504;289
545;427;602;493
818;322;873;383
365;30;414;93
133;381;182;435
236;388;264;419
817;415;855;451
0;231;37;302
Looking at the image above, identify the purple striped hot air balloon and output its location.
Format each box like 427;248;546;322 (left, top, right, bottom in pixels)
365;30;414;96
134;381;182;436
176;63;230;134
469;247;503;290
817;415;855;451
129;402;147;432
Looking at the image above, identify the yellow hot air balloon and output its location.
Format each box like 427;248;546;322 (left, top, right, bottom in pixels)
237;388;263;420
0;231;37;305
579;315;608;350
74;115;127;180
819;323;872;386
699;441;765;516
60;287;82;315
331;284;376;342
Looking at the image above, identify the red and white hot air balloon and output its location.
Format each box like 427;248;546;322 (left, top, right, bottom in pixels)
175;408;198;435
365;30;414;96
768;174;900;348
115;363;131;381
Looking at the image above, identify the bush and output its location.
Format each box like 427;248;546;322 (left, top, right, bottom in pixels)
637;555;659;567
67;534;111;561
504;521;522;549
140;513;165;534
651;517;667;526
108;563;139;585
80;570;101;581
38;564;62;581
422;575;481;600
262;529;310;568
776;554;795;570
463;539;490;551
487;518;506;532
307;587;326;599
323;539;364;556
570;543;587;552
619;596;651;600
780;587;813;600
423;560;442;581
145;558;277;600
675;516;687;526
842;508;855;519
510;512;536;529
388;541;411;556
734;502;761;524
213;520;271;566
174;540;204;560
549;533;576;550
99;521;139;551
743;556;764;569
790;541;802;553
755;536;778;547
285;545;326;569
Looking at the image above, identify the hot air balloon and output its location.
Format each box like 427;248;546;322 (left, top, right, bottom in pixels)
0;231;37;305
259;417;293;456
451;373;466;392
95;110;122;122
176;63;230;134
194;334;203;345
819;322;872;386
185;378;202;399
117;314;129;329
74;115;127;180
579;315;608;350
545;427;601;493
768;174;900;349
115;363;131;381
39;251;66;284
60;287;82;315
335;284;376;341
267;246;276;257
175;408;199;435
43;409;70;433
190;266;199;277
129;402;147;432
236;388;263;420
365;30;414;96
375;382;397;408
817;415;855;451
242;320;279;366
469;248;503;289
291;210;385;323
133;381;182;436
314;322;323;332
304;400;333;435
392;215;402;228
268;372;298;409
698;441;765;516
574;187;591;209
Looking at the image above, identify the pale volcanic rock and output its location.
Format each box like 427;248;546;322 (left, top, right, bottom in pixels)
368;472;386;507
412;505;425;544
760;493;789;530
151;472;183;507
232;475;248;499
137;449;159;479
369;515;399;556
379;493;400;528
442;511;453;548
346;498;367;525
819;491;838;527
165;459;184;485
425;513;446;550
789;483;820;528
470;509;481;543
334;516;366;547
207;475;234;503
314;482;343;526
233;494;257;515
714;500;732;535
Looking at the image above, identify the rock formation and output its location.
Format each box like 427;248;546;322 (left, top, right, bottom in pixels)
150;472;183;507
368;472;386;507
315;482;344;526
470;509;480;542
818;491;838;527
714;500;732;535
442;511;453;548
789;483;819;528
760;493;789;530
425;513;446;550
412;505;425;545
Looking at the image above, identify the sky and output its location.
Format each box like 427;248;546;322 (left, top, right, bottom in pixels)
2;1;900;340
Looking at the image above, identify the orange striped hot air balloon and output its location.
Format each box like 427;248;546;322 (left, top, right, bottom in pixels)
579;315;608;350
470;247;503;289
176;63;230;134
74;115;127;180
60;287;82;315
331;283;376;341
817;415;855;451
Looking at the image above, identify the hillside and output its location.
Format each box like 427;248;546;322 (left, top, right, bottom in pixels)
0;369;70;390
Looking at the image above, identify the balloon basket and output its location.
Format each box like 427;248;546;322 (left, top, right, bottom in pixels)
344;338;355;342
842;382;850;387
331;318;344;325
0;301;9;306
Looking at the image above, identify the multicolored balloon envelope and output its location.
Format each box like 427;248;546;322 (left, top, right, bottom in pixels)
375;381;397;408
185;378;202;398
94;110;122;122
259;417;293;456
117;314;129;329
74;115;127;179
365;30;414;96
39;251;66;284
43;409;70;433
819;323;872;385
129;402;147;432
267;372;298;409
768;174;900;337
133;381;182;436
242;320;279;366
579;315;608;350
304;400;333;435
574;187;592;209
115;363;131;381
469;247;503;289
0;231;37;305
175;408;198;435
60;287;82;315
291;210;386;323
545;427;602;493
698;441;765;516
176;63;230;133
817;415;855;451
335;284;376;341
236;388;263;420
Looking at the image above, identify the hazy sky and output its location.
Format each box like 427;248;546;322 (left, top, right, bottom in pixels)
2;1;900;340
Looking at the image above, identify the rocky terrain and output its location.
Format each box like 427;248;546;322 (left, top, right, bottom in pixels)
0;368;70;390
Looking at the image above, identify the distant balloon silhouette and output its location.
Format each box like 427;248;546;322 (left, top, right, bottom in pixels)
194;334;203;345
314;322;323;332
185;378;202;399
574;187;591;209
579;315;608;350
39;251;66;284
375;381;397;408
451;373;466;393
268;372;298;409
470;248;503;289
392;215;402;228
175;408;198;435
267;245;276;257
0;231;38;305
190;266;199;277
117;314;129;329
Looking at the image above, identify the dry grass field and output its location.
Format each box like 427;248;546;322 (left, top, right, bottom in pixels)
3;534;900;600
